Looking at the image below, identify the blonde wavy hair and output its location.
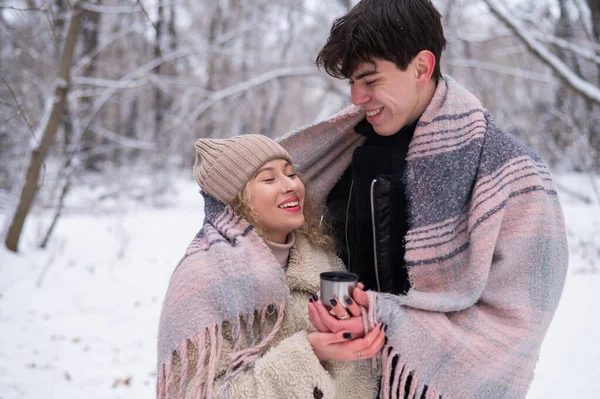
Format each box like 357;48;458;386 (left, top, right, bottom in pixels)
230;176;335;252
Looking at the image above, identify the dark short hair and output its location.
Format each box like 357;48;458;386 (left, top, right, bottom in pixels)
316;0;447;80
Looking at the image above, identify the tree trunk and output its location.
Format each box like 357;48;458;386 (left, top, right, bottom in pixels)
587;0;600;165
80;2;103;170
153;0;165;144
589;0;600;43
4;6;83;252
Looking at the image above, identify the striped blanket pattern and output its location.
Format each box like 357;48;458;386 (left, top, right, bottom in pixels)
280;76;568;399
156;195;289;398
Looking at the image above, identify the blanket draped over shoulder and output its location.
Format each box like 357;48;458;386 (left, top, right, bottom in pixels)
279;76;568;399
157;194;289;398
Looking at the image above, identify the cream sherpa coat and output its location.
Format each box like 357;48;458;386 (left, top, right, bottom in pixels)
167;234;379;398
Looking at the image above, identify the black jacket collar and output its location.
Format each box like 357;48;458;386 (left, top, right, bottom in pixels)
354;117;418;147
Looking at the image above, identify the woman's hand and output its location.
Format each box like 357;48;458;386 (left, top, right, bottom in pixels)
308;295;365;338
307;283;370;338
307;323;386;362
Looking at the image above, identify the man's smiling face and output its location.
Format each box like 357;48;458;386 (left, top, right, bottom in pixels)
349;58;423;136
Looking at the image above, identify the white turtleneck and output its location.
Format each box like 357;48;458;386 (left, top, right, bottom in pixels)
265;232;296;269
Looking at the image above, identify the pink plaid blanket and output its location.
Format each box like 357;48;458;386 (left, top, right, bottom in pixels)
280;76;568;399
157;195;289;398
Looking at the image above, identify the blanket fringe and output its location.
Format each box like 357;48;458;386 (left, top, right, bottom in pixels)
178;340;190;399
398;366;410;399
204;323;222;398
245;311;256;348
158;302;285;398
380;346;394;398
217;303;285;397
380;348;441;399
259;306;268;341
231;315;242;352
157;363;166;398
391;362;404;398
191;331;207;399
164;357;174;398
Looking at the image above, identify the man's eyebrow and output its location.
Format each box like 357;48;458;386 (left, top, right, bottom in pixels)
351;69;378;81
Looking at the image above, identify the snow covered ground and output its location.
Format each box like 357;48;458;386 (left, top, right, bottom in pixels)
0;174;598;398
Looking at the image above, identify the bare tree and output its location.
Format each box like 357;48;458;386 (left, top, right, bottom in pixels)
482;0;600;104
4;5;83;252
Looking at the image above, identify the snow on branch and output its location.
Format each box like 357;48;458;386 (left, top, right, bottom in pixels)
79;47;198;133
176;66;320;131
536;33;600;65
80;1;181;14
90;125;156;150
446;58;557;84
0;4;48;12
72;77;146;90
482;0;600;105
80;2;139;14
72;25;146;76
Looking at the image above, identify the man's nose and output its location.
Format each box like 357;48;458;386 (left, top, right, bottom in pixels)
351;85;369;105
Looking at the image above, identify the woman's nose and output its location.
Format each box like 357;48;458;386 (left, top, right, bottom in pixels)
282;176;297;192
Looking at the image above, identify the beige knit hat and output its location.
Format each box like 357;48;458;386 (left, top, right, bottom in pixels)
193;134;293;205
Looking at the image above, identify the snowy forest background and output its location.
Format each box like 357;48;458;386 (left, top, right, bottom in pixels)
0;0;599;397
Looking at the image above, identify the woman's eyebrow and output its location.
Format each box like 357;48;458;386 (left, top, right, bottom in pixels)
256;166;275;173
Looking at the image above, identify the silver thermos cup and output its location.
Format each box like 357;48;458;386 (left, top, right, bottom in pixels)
319;271;359;310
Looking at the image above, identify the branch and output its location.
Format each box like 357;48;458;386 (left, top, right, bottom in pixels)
482;0;600;105
80;2;138;14
214;22;261;46
79;47;199;133
170;66;321;132
71;76;147;89
536;33;600;65
90;124;156;150
72;24;146;75
446;58;558;84
80;1;181;14
0;23;45;63
0;75;36;139
0;4;48;12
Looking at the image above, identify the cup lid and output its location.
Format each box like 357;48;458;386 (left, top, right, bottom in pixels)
320;271;359;282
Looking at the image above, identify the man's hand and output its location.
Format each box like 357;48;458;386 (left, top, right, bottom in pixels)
307;323;386;362
352;283;369;307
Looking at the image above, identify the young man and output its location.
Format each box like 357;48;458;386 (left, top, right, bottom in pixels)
280;0;568;398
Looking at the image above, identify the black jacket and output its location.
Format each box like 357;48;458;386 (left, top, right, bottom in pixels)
326;118;416;295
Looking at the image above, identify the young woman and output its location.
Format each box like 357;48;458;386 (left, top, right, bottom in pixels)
157;134;384;399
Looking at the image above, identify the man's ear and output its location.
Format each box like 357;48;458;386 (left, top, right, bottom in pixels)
413;50;436;86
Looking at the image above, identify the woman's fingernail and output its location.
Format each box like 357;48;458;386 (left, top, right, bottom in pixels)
384;324;388;333
379;323;384;330
345;297;353;305
384;337;388;345
358;282;365;289
311;293;318;302
330;298;338;307
343;332;352;339
309;296;313;303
